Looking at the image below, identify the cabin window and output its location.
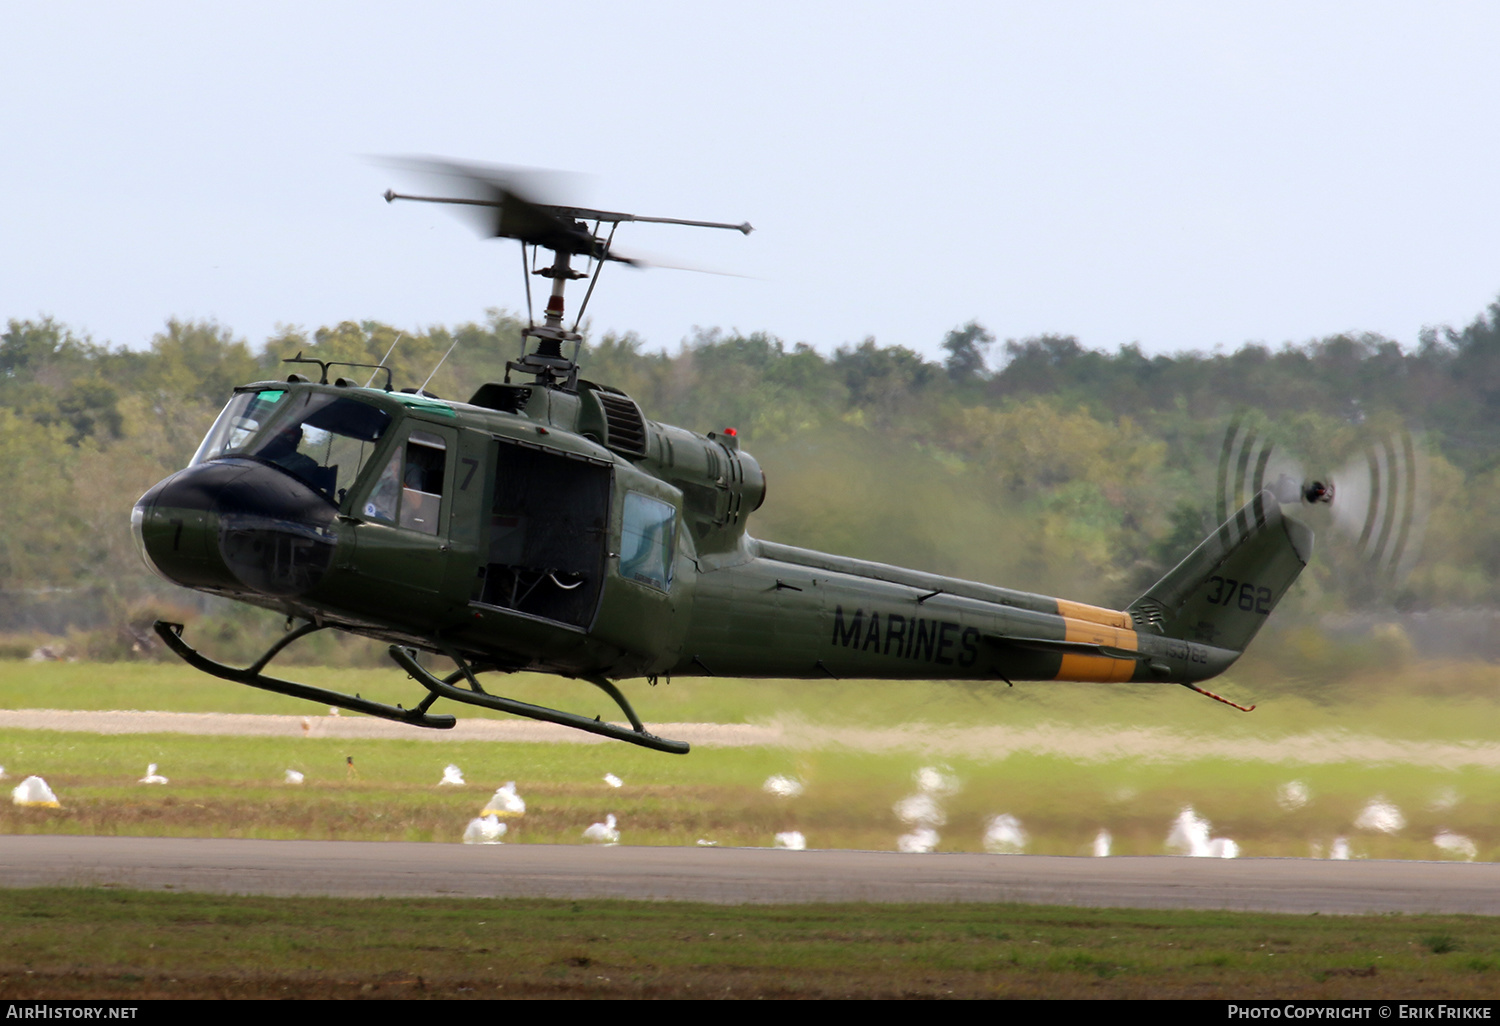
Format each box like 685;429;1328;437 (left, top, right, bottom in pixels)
619;492;675;590
362;430;447;536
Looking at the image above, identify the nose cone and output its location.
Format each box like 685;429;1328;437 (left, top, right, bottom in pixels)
133;458;339;599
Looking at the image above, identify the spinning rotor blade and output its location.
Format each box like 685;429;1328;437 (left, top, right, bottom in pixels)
380;156;752;264
602;243;752;277
1216;416;1429;585
1328;428;1428;581
380;157;598;254
1216;416;1307;521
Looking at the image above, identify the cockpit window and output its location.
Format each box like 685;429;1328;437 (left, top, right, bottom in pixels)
250;394;390;505
194;391;391;506
190;390;285;466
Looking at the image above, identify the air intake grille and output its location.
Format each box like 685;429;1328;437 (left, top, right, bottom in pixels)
595;392;648;459
1130;601;1167;634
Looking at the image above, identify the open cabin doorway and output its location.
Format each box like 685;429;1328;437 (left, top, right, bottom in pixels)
477;441;611;628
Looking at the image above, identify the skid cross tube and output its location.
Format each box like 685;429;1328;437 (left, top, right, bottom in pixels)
153;620;456;729
388;645;690;754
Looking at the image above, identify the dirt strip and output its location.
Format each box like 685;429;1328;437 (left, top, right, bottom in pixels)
2;708;1498;765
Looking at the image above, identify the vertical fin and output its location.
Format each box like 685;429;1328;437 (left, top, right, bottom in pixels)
1129;489;1312;653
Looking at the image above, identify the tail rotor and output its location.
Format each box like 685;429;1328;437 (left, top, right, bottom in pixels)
1216;415;1428;586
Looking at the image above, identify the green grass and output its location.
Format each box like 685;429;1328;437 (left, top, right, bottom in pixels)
2;727;1496;857
3;657;1498;998
6;655;1500;743
3;657;1497;856
1;889;1497;999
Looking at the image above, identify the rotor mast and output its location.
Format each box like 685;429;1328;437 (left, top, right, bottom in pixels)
512;246;588;389
384;163;751;391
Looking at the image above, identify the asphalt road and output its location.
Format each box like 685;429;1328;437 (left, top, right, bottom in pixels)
3;835;1498;914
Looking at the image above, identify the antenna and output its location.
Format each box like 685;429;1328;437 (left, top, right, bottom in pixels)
418;339;460;395
365;332;404;388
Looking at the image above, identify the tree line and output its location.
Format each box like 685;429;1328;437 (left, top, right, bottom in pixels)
3;296;1499;655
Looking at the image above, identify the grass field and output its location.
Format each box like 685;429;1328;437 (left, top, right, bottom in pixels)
2;889;1500;999
1;658;1497;857
0;728;1497;857
2;656;1498;999
6;651;1500;740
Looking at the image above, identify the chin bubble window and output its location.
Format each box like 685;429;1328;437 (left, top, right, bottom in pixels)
619;492;676;590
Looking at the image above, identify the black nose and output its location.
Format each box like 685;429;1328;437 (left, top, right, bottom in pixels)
133;458;339;599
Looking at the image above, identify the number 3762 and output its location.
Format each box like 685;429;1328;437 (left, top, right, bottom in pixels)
1205;576;1271;614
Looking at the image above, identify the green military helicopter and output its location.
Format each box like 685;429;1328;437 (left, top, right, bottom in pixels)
131;161;1329;754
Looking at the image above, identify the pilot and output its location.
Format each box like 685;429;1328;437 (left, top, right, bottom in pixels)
258;425;320;480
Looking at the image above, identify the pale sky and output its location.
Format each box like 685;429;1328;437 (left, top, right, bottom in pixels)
4;2;1499;364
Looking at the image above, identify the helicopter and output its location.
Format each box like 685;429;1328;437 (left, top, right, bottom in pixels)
131;160;1328;755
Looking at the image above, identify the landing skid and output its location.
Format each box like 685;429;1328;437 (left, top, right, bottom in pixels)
388;646;690;755
153;620;456;729
152;619;689;754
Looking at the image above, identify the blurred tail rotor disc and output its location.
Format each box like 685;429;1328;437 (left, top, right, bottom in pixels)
1216;415;1428;586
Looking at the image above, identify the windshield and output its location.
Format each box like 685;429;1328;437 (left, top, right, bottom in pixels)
193;390;392;506
190;389;286;466
249;393;391;505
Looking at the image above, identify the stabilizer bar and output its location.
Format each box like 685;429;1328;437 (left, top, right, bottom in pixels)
388;645;690;755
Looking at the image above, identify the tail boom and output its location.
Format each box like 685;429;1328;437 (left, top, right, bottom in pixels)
677;490;1308;687
1024;490;1309;686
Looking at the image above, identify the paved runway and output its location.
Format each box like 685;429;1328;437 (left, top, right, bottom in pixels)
3;835;1497;915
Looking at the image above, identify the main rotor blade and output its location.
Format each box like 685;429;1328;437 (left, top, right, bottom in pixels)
382;192;596;255
604;243;753;276
379;156;752;249
548;206;754;235
378;157;593;252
